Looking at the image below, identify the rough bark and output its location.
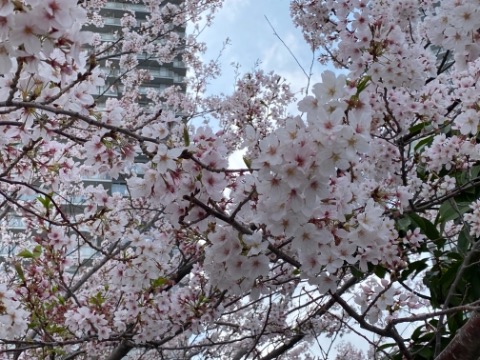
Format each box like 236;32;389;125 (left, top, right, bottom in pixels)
435;311;480;360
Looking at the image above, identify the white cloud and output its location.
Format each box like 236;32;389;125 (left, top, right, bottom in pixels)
220;0;252;22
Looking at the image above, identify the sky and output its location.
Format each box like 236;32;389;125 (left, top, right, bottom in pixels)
198;0;324;99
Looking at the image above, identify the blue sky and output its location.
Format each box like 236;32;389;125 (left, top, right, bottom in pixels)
199;0;324;98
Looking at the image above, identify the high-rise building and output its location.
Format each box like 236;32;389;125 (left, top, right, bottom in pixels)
85;0;187;195
0;1;187;258
92;0;187;102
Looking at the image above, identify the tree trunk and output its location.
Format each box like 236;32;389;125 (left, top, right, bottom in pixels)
435;311;480;360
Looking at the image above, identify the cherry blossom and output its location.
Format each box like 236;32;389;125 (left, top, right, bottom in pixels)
0;0;479;359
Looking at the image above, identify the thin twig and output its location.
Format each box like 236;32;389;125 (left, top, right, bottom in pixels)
264;15;309;80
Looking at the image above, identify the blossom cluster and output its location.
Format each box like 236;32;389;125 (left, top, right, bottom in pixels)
0;284;28;339
0;0;88;74
354;279;422;324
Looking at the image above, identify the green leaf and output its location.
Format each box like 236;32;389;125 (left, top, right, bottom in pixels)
416;163;428;181
37;195;52;209
470;274;480;300
470;164;480;179
17;249;33;259
424;271;442;308
89;292;105;307
198;294;208;304
416;331;435;343
356;75;371;94
462;264;480;301
377;342;396;351
410;324;425;341
446;252;463;260
457;227;471;255
408;213;440;241
414;135;434;152
32;245;42;258
373;265;387;278
350;266;364;279
438;201;471;224
47;323;68;336
408;122;427;136
243;156;252;170
401;260;429;280
397;216;412;232
447;312;465;335
440;262;461;297
14;262;25;282
417;347;433;359
17;245;42;259
151;277;168;288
